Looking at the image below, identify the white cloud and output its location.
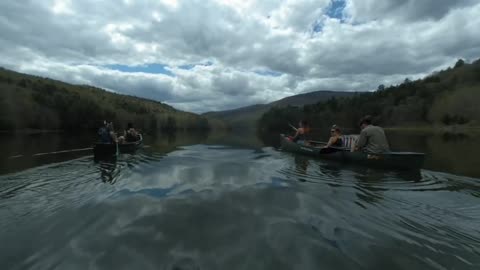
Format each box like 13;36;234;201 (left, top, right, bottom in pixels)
52;0;74;15
0;0;479;113
269;0;330;31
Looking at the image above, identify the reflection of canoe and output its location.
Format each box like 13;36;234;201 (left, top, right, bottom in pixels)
280;134;424;170
93;134;143;157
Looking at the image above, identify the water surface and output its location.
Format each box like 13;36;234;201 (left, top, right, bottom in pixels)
0;131;479;269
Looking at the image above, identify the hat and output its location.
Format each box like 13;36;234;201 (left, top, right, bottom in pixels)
359;115;372;126
331;124;341;132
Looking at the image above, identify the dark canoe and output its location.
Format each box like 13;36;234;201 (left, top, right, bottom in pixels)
93;134;143;157
280;134;425;170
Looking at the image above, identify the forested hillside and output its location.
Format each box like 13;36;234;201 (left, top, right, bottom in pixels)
259;59;480;131
0;68;219;132
203;91;354;128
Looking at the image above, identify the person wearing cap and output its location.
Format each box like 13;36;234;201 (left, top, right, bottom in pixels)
355;116;390;153
324;125;343;148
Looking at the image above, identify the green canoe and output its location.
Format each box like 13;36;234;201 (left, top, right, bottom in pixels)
280;134;425;170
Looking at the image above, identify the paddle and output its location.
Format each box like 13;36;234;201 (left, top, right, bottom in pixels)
309;140;327;145
306;140;348;152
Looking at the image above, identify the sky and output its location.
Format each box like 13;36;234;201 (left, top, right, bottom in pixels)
1;0;479;113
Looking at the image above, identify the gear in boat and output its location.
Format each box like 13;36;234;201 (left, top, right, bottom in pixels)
94;121;143;157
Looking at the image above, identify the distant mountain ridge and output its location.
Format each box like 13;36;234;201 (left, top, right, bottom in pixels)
258;58;480;131
203;90;356;128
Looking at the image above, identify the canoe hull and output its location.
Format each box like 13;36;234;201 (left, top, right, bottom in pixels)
93;143;118;157
93;134;143;157
280;134;424;170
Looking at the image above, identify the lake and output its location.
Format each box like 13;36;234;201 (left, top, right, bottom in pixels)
0;130;479;269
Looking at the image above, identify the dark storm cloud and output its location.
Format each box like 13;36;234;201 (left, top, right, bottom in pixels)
345;0;478;22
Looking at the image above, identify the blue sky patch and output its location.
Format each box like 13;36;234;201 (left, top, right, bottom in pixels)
313;20;324;32
106;63;174;76
326;0;346;21
313;0;347;33
254;69;283;77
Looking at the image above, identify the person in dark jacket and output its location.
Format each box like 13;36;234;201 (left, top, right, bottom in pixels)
98;121;117;144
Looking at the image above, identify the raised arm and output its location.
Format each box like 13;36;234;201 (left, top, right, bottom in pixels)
291;128;302;140
325;136;337;148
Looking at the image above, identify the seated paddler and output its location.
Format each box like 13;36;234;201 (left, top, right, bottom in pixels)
289;120;311;144
355;115;390;154
118;123;139;144
98;121;117;144
323;125;343;148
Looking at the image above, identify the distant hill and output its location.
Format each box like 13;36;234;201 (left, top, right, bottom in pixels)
259;58;480;131
203;91;356;128
0;68;220;132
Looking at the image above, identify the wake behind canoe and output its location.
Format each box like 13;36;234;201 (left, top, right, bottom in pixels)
280;134;425;170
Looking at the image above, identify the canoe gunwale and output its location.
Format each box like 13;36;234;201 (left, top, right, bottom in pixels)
280;134;425;170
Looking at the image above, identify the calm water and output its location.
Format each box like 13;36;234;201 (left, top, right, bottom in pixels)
0;131;479;269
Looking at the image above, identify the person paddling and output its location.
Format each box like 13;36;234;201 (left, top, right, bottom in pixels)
289;120;310;144
124;123;139;142
118;123;140;144
355;116;389;154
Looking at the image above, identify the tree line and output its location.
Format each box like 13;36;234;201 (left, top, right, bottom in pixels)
0;68;221;132
259;59;480;131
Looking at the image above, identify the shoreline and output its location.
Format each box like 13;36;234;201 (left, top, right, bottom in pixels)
3;125;480;135
0;129;65;135
384;125;480;134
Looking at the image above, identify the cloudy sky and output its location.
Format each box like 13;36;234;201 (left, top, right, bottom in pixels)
1;0;479;113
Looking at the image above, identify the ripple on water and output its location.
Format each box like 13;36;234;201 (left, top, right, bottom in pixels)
0;145;479;269
275;152;480;266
